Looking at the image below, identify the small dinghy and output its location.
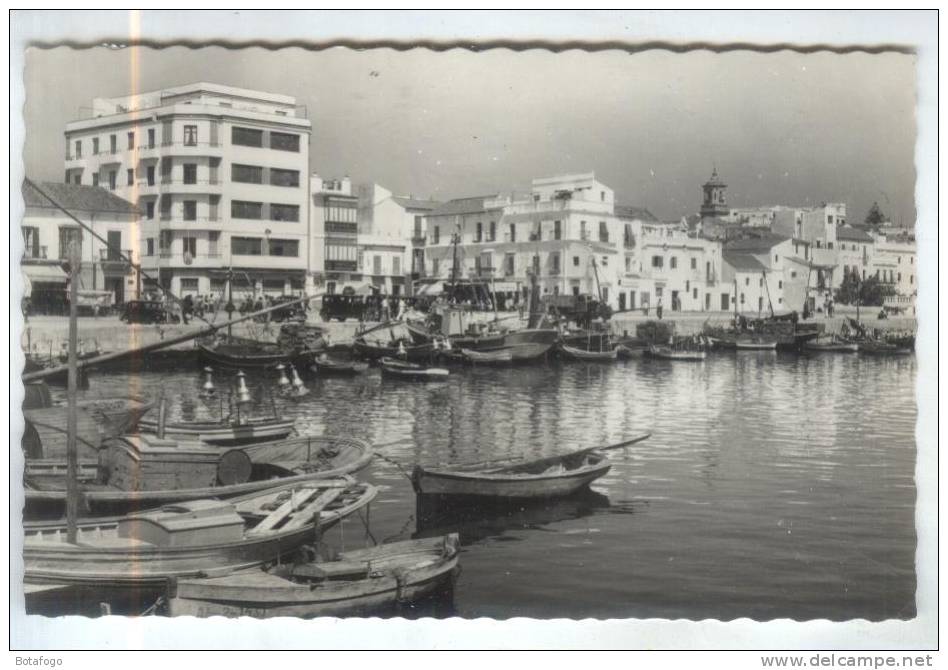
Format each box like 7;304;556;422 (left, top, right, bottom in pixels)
168;534;460;619
734;336;778;350
460;348;514;365
646;345;706;361
379;357;449;381
23;479;378;586
412;433;650;499
859;341;913;356
804;337;859;353
558;343;618;361
311;354;369;376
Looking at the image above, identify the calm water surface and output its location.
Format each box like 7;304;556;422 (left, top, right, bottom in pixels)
85;352;917;621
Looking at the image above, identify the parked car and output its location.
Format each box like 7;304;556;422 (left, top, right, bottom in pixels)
320;294;366;322
119;300;180;325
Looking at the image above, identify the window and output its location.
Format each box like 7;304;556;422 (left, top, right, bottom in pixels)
910;275;914;285
183;164;197;184
147;165;155;186
778;280;783;289
693;288;698;300
208;231;220;256
599;221;609;243
827;215;834;224
270;204;299;222
231;163;263;184
670;257;678;269
182;236;197;258
505;253;515;276
625;257;631;272
600;191;605;202
159;230;173;252
270;132;300;152
109;135;117;154
22;226;40;257
414;216;423;238
745;277;750;286
92;138;99;154
108;170;117;190
432;258;440;277
268;239;299;257
827;242;833;250
550;252;561;274
691;257;697;270
232;126;263;147
73;174;81;185
146;201;155;219
270;168;300;187
393;257;400;275
92;173;99;187
74;140;82;158
897;272;902;282
489;221;496;242
127;131;135;150
476;222;482;242
147;128;155;148
180;278;199;292
433;226;440;244
532;255;540;275
651;256;663;268
58;227;82;260
231;200;263;220
573;256;580;267
183;125;198;146
791;270;797;279
554;220;562;240
774;254;779;262
231;236;262;255
897;256;901;264
183;201;197;221
580;221;587;240
759;278;763;287
509;224;516;242
373;256;382;275
146;238;154;256
126;169;133;186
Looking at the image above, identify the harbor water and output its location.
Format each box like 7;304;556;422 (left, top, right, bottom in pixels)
79;351;917;621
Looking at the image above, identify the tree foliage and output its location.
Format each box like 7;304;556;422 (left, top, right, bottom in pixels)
864;201;887;227
834;271;896;306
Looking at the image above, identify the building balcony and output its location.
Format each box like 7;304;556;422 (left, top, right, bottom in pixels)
64;154;88;169
22;246;49;261
155;178;222;195
99;248;134;274
159;140;223;157
411;235;427;246
157;215;223;230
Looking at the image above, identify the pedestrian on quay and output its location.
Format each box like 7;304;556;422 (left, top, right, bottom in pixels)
656;299;664;320
182;294;193;325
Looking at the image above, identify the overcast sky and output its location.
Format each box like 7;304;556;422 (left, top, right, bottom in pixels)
23;45;917;225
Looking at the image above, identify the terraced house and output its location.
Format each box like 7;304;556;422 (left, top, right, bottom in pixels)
63;82;311;299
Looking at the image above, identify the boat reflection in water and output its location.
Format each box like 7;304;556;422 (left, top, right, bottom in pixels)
413;487;613;546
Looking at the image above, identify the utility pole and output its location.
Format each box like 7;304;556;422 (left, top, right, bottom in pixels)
66;239;81;543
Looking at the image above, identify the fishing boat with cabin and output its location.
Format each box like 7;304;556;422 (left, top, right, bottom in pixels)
168;534;460;618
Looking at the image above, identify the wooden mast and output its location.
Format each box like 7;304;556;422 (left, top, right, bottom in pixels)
65;240;80;543
762;269;775;318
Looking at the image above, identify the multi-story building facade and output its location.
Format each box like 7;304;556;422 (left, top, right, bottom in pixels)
64;82;311;299
873;231;917;315
722;233;820;315
21;180;139;313
357;183;441;284
310;174;359;294
423;173;643;307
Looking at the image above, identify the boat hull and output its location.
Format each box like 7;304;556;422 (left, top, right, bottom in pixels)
412;458;611;499
168;535;459;619
380;358;449;381
558;343;618;361
138;418;295;446
646;346;707;361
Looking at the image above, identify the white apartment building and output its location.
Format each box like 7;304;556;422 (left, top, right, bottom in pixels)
21;180;139;312
64;82;311;299
423;173;641;307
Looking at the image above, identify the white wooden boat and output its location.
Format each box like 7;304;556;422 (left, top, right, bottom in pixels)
804;337;859;353
23;479;378;586
379;357;449;381
138;416;296;446
460;348;514;365
558;343;618;361
168;534;460;618
24;434;374;518
646;345;707;361
734;337;778;350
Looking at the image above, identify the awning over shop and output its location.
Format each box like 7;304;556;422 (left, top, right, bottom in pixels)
415;282;444;297
22;263;67;284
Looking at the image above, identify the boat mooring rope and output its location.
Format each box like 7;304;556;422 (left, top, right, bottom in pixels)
373;452;415;484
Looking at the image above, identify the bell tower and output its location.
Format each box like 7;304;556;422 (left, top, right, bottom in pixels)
700;167;729;218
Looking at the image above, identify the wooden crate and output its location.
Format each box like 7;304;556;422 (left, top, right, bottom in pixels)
107;434;221;492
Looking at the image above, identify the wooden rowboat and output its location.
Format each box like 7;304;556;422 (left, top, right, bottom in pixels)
734;337;778;350
379;357;449;381
410;434;650;500
353;338;439;363
24;434;374;518
859;341;913;356
558;343;618;361
804;337;859;353
24;479;378;586
138;416;296;446
198;337;301;370
646;345;707;361
460;348;514;365
168;534;460;618
311;354;369;375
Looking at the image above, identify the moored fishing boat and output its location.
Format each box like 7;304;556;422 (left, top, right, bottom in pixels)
168;534;460;618
311;354;369;375
646;345;707;361
558;343;618;361
24;434;374;518
138;416;296;447
804;336;859;353
460;348;514;365
353;337;439;363
411;434;650;500
734;336;778;350
859;340;913;356
379;357;449;381
24;479;377;586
